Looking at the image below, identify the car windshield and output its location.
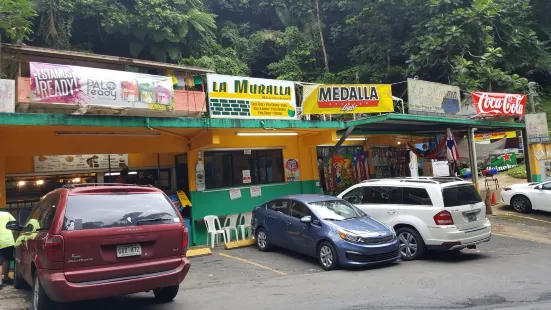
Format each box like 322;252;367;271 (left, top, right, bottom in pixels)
308;200;366;221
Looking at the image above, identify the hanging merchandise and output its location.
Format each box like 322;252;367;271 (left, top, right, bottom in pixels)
193;76;203;86
406;138;447;159
371;147;408;178
184;76;195;88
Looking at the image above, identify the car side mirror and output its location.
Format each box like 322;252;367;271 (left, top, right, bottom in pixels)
6;221;22;231
536;185;543;190
300;216;312;224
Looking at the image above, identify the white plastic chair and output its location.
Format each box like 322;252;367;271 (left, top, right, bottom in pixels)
204;215;227;248
223;214;240;242
237;212;253;240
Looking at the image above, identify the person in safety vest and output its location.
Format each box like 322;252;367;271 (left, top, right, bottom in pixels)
0;211;16;289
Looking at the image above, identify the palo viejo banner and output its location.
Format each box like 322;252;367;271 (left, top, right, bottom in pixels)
472;92;526;117
475;131;517;141
207;74;297;119
302;84;393;115
30;62;174;111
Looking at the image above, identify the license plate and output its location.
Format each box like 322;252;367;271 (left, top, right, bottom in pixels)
466;213;477;222
116;244;142;258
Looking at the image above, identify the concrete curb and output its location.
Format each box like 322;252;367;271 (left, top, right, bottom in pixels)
224;238;255;250
187;247;212;258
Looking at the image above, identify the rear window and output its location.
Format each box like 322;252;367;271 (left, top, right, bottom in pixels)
442;185;482;207
63;194;180;231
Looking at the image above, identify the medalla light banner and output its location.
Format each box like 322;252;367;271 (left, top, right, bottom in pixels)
302;84;393;115
30;62;174;111
207;74;297;119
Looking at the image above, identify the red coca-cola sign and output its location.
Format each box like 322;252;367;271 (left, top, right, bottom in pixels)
472;92;526;117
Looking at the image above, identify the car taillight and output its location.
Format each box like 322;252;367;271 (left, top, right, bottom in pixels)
44;235;64;262
182;225;189;255
434;210;454;226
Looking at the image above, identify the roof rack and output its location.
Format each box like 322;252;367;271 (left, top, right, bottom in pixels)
62;183;153;189
359;177;466;185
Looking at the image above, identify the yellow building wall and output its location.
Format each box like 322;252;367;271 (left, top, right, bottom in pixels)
527;143;551;181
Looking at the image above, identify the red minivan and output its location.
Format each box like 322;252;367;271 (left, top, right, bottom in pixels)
6;184;191;310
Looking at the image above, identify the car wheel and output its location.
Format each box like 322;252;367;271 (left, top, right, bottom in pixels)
255;228;271;252
511;195;532;214
13;261;27;289
32;273;55;310
153;285;179;303
318;241;339;271
396;227;426;261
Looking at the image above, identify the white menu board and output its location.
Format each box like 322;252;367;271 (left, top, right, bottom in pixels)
34;154;129;173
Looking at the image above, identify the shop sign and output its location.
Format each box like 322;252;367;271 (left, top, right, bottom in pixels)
285;159;300;182
207;74;297;119
0;79;15;113
407;79;473;117
250;186;262;198
475;131;517;142
242;170;252;184
472;92;526;117
487;152;518;172
34;154;128;173
302;84;393;115
229;188;242;200
540;160;551;182
29;62;174;111
525;113;550;144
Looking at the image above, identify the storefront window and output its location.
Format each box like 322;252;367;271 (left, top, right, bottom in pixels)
205;149;284;189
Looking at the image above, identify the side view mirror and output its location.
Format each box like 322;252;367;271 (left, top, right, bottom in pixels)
536;185;543;190
300;216;312;224
6;221;22;231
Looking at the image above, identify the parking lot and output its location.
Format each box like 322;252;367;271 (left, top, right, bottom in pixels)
4;233;551;310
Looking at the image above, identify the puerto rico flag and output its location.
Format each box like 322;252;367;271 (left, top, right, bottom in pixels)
446;128;460;160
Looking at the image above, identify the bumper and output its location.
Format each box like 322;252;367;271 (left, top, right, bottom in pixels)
40;257;191;303
336;239;400;267
425;219;492;251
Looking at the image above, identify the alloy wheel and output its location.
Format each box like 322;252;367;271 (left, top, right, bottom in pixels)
320;245;333;268
257;231;267;249
398;232;418;258
512;198;527;212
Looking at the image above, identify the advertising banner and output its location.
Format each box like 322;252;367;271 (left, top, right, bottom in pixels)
486;152;518;172
525;113;550;144
472;92;526;117
34;154;128;173
407;79;473;117
30;62;174;111
475;131;517;142
0;79;15;113
302;84;393;115
207;74;297;119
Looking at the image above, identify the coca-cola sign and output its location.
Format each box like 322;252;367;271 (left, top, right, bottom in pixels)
472;92;526;117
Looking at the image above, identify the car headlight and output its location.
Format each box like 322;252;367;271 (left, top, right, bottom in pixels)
338;229;363;243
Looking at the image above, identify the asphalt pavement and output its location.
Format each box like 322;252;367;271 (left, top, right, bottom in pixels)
3;235;551;310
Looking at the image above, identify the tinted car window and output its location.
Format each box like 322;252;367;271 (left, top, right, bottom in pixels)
402;187;432;206
290;201;311;219
26;192;60;231
365;186;399;204
342;187;365;204
542;182;551;190
268;200;290;215
442;185;482;207
63;193;179;230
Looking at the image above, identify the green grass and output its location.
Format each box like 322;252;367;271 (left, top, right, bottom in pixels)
507;164;527;179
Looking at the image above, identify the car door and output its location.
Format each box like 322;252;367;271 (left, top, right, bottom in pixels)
532;182;551;211
265;199;291;247
343;185;400;225
286;200;319;256
18;192;59;284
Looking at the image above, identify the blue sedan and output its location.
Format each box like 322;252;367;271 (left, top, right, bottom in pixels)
252;195;400;270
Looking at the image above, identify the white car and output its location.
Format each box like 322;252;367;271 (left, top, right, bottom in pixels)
337;177;491;260
501;182;551;213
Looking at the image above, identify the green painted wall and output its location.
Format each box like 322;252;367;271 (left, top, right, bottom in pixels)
532;174;542;182
190;180;321;246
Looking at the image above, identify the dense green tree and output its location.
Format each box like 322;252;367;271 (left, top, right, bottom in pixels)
0;0;36;42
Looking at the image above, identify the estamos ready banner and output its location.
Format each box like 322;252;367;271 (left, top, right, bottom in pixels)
472;92;526;117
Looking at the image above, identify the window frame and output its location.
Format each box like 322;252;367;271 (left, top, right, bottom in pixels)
25;191;60;232
401;187;433;206
363;186;401;205
289;200;312;219
267;199;291;216
204;149;285;190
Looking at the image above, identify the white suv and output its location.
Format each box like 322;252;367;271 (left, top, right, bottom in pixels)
337;177;491;260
